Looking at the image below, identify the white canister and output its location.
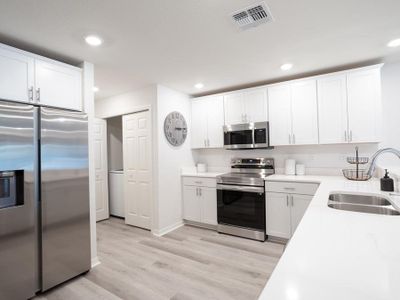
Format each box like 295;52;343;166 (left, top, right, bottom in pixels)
197;163;207;173
285;159;296;175
296;164;306;175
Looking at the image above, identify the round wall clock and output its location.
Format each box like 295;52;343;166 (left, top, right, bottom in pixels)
164;111;187;146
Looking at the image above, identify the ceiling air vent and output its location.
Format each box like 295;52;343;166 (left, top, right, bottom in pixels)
231;2;273;30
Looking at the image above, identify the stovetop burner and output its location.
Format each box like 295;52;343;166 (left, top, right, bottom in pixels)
216;157;275;187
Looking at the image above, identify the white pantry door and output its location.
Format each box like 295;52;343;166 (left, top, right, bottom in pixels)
123;110;152;229
94;118;109;221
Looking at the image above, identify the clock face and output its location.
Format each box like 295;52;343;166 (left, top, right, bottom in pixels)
164;111;187;146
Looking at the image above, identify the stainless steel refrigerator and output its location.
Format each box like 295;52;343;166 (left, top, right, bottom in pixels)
0;100;90;300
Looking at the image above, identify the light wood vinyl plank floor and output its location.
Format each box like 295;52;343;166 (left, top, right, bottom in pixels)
34;217;284;300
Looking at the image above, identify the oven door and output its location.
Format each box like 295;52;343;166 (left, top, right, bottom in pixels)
217;184;265;230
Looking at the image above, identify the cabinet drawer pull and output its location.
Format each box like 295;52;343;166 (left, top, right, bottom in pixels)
284;187;295;191
194;181;203;184
286;195;289;206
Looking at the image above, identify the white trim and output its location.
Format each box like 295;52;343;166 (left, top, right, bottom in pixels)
152;221;184;237
91;256;101;268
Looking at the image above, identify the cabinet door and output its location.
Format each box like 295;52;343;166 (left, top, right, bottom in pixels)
224;92;245;124
191;99;208;148
291;80;319;145
183;186;201;222
244;88;267;123
317;75;348;144
266;192;291;239
290;194;312;235
206;95;224;148
0;47;34;103
200;187;217;225
268;85;292;146
35;59;82;111
347;68;381;143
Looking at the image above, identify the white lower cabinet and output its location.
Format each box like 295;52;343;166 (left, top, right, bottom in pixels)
182;177;217;226
266;181;318;239
183;185;202;222
265;192;291;239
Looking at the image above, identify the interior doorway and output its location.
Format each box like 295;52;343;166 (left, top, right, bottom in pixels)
94;110;152;231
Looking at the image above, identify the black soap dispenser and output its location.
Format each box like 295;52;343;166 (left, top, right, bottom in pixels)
381;169;394;192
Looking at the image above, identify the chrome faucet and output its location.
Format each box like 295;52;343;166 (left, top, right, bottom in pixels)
367;148;400;177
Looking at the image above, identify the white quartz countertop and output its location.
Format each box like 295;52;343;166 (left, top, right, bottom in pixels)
259;175;400;300
181;171;224;178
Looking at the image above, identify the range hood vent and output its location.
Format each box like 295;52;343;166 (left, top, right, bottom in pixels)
231;2;273;30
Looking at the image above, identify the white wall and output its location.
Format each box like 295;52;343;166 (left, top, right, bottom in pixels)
81;61;98;267
154;85;195;234
378;61;400;170
95;85;157;119
106;116;123;170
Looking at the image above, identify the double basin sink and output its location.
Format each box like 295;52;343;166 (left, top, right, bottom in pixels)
328;193;400;215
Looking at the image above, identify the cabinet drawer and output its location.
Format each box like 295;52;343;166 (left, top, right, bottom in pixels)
265;181;319;195
182;176;217;188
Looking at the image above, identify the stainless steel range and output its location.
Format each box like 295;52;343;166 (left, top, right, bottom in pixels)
216;158;274;241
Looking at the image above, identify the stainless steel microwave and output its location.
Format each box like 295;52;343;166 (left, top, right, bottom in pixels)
223;121;271;150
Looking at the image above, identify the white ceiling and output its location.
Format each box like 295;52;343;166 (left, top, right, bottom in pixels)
0;0;400;100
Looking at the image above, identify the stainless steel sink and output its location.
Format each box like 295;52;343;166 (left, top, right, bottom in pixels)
328;193;391;206
328;193;400;215
328;203;400;215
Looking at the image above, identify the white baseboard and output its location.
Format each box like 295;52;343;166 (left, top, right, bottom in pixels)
152;221;184;237
91;256;101;268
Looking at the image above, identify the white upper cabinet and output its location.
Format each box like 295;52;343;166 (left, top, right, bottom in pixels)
317;74;348;144
224;92;245;124
0;47;34;103
191;95;224;149
268;79;318;146
291;80;318;145
243;88;267;123
206;95;224;148
317;66;382;144
347;67;381;143
35;59;82;111
191;99;208;148
268;84;292;146
224;88;267;125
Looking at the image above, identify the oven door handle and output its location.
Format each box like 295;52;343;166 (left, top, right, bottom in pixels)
0;171;15;178
217;184;264;193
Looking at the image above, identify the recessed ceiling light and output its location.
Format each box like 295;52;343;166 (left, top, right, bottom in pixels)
387;38;400;48
85;35;103;46
194;83;204;89
93;86;99;93
280;63;293;71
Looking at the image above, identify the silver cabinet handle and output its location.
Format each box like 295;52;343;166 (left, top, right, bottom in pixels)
36;88;40;102
199;188;202;197
194;181;202;184
291;195;294;206
28;86;34;102
286;195;289;206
